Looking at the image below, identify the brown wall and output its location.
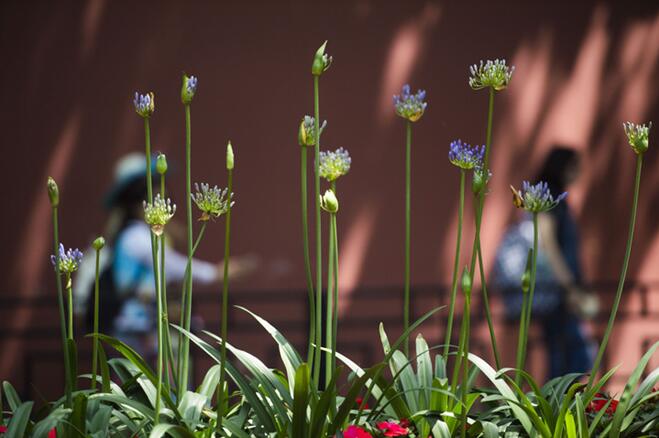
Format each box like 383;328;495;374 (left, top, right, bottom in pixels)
1;0;658;395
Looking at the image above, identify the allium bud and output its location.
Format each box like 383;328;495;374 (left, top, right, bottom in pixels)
311;41;332;76
393;84;427;122
92;236;105;251
133;92;155;118
51;244;83;274
298;115;327;147
47;176;60;207
181;74;198;104
320;189;339;213
623;121;651;155
156;153;168;175
472;168;491;196
226;141;234;170
143;194;176;235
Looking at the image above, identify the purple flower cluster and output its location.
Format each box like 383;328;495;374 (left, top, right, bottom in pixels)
393;84;427;122
50;243;83;274
186;76;198;95
448;140;485;170
513;181;567;213
133;92;155;117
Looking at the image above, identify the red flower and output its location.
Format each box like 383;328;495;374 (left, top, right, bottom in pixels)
343;425;373;438
377;421;409;437
355;397;369;409
587;393;618;415
48;428;57;438
0;425;7;433
398;418;410;428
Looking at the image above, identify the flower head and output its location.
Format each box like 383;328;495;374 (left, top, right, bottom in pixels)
47;176;59;207
311;41;332;76
143;194;176;235
469;59;515;91
319;147;351;181
355;397;369;410
393;84;427;122
181;74;198;104
51;244;83;274
623;121;651;155
472;167;492;195
298;115;327;147
511;181;567;213
448;140;485;170
343;425;373;438
320;189;339;213
133;92;155;118
192;183;233;221
377;421;409;437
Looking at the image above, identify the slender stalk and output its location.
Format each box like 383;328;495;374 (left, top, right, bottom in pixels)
144;119;153;201
515;274;530;386
91;246;101;390
331;210;339;412
312;75;322;388
460;292;471;438
403;120;412;356
217;168;233;430
66;274;73;340
444;170;465;360
587;154;643;388
325;210;335;389
52;207;72;407
178;103;194;397
160;176;175;388
516;213;538;385
154;236;163;425
301;146;316;366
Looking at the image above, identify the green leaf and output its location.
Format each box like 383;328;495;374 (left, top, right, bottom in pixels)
565;410;576;438
481;420;499;438
292;363;310;438
196;364;221;401
2;381;21;412
70;393;87;437
150;424;197;438
98;344;111;393
610;341;659;437
67;338;78;392
178;391;207;430
416;335;433;408
32;407;70;438
5;401;33;438
309;367;342;438
431;419;451;438
553;382;585;438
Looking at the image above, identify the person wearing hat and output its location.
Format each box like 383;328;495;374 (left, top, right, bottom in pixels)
75;153;234;358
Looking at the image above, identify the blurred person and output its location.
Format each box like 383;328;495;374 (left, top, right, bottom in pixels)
493;147;598;379
75;153;256;358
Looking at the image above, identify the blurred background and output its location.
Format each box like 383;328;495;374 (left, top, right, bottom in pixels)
1;0;658;399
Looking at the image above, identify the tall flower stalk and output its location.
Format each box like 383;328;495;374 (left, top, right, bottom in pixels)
311;41;331;387
510;181;567;384
178;74;198;397
319;147;349;397
465;59;514;369
47;178;72;407
587;122;650;388
299;115;326;366
444;140;484;361
90;236;105;390
218;142;235;430
393;84;427;355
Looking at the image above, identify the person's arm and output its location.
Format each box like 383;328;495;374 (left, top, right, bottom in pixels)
538;213;576;288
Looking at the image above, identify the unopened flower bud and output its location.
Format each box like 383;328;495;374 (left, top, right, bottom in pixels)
521;248;533;294
156;153;168;175
181;74;198;104
226;141;234;170
298;115;327;147
47;177;59;207
472;168;491;196
133;92;155;118
92;236;106;251
320;189;339;213
311;41;332;76
623;121;651;155
461;267;472;299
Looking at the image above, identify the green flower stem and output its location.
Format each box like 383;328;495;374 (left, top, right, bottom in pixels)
325;210;335;389
466;86;500;368
450;295;468;401
516;213;538;385
331;209;339;413
460;293;471;438
66;274;73;340
178;103;194;398
144;119;153;201
301;145;316;367
160;176;176;389
51;207;72;407
313;75;322;388
155;235;164;425
443;169;465;361
91;245;102;390
515;275;530;386
587;153;643;389
403;120;412;356
217;168;233;430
